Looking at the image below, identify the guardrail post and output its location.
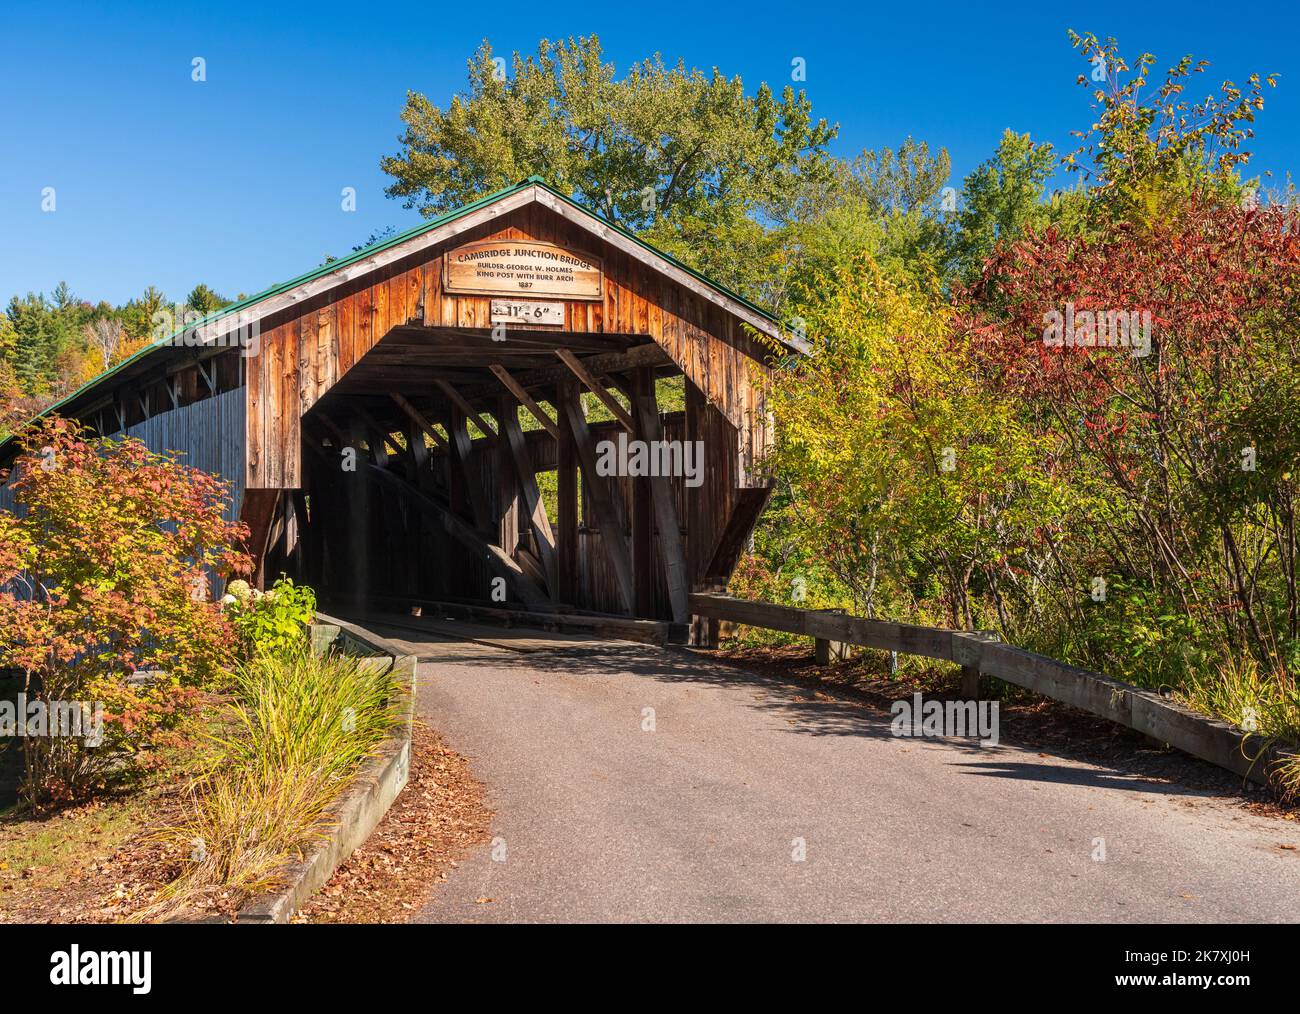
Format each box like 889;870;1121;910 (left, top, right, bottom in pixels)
814;608;852;665
309;622;342;656
953;630;1001;699
690;584;724;648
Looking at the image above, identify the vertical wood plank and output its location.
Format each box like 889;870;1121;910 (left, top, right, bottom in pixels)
559;385;634;614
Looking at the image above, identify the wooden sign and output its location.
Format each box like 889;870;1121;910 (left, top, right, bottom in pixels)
444;240;603;300
490;299;566;326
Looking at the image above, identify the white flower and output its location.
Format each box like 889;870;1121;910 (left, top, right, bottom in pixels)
225;579;253;602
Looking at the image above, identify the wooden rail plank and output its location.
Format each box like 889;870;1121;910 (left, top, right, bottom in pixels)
690;593;957;661
688;592;1292;787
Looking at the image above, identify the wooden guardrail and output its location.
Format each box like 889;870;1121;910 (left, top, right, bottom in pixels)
689;592;1290;788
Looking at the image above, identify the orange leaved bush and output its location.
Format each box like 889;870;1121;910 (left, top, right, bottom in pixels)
0;416;251;809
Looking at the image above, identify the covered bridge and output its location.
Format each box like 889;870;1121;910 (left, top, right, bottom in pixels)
0;178;806;643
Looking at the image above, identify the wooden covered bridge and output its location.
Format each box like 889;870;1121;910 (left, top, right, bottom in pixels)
0;178;806;643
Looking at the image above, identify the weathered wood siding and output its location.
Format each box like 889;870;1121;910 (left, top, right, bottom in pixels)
0;387;245;524
247;203;773;491
125;387;246;525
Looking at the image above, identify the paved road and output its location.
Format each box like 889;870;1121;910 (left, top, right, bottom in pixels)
402;633;1300;923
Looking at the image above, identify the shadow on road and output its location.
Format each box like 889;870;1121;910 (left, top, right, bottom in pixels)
397;634;1230;802
950;758;1184;793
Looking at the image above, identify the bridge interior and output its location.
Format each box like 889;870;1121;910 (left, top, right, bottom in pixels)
261;319;750;643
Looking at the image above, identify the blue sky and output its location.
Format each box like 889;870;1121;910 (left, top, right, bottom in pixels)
1;0;1296;306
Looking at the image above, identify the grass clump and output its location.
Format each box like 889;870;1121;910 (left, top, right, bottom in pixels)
1181;658;1300;798
143;646;406;918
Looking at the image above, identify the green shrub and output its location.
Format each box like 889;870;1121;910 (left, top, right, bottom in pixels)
223;576;316;659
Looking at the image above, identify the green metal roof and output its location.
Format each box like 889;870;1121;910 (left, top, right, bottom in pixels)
1;176;788;455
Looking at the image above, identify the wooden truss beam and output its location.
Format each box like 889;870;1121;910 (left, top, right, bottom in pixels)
555;349;635;433
352;406;402;461
390;392;449;451
435;379;498;442
445;408;492;534
556;380;579;603
497;400;559;599
383;324;636;355
489;365;561;440
456;343;671;404
311;411;349;450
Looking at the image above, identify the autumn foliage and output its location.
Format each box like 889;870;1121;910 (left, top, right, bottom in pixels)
756;33;1300;728
960;201;1300;675
0;417;250;808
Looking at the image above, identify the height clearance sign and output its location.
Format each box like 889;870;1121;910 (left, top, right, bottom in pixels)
443;240;603;300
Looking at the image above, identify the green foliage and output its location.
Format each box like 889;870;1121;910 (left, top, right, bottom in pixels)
224;576;317;659
381;35;837;299
219;645;404;782
1063;31;1274;223
1181;658;1300;797
4;289;86;395
184;284;229;317
781;138;955;302
383;36;836;228
763;255;1074;630
0;279;233;437
949;130;1063;285
1067;578;1207;690
119;286;168;343
742;31;1300;789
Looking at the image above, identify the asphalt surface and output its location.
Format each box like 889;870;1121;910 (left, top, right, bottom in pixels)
407;636;1300;923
